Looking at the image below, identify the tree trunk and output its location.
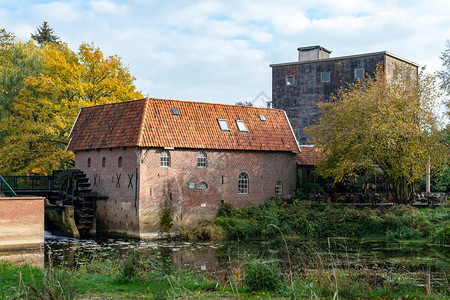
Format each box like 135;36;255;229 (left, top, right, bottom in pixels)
390;176;415;204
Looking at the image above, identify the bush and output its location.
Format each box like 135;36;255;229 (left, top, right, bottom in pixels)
431;222;450;244
243;259;281;291
217;202;238;217
179;220;224;241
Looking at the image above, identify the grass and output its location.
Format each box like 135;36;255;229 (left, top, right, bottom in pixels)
1;240;448;299
1;199;448;299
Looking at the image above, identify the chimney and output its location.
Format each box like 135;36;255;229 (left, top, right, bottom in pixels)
297;46;331;62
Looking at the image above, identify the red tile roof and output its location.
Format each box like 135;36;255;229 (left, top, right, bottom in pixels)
296;146;321;165
67;98;300;152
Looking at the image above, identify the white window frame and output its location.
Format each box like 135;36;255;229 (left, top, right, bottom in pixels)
160;150;170;167
197;151;207;168
217;119;230;131
354;68;364;80
236;120;248;132
238;172;249;194
275;181;283;195
321;71;330;83
286;75;295;86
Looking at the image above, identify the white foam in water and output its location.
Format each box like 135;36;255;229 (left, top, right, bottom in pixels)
44;230;76;241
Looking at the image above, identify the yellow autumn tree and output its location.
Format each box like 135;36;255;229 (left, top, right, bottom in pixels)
307;65;448;204
0;40;142;175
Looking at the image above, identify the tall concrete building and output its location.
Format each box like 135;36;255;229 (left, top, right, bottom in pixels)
270;46;419;144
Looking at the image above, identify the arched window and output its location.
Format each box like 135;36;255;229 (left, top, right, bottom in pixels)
118;156;123;167
102;157;106;167
160;151;170;167
87;157;91;168
275;181;283;195
198;182;208;190
238;172;249;194
197;151;207;168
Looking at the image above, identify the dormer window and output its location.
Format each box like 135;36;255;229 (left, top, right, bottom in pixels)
236;120;248;132
217;119;229;131
171;107;180;116
259;114;266;121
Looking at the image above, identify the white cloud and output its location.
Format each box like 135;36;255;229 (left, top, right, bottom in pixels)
32;1;82;23
1;0;450;105
87;0;128;14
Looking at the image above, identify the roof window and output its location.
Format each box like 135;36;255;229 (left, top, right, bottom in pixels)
171;107;180;116
236;120;248;132
259;114;266;121
217;119;230;131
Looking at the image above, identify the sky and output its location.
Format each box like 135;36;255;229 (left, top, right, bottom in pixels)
1;0;450;106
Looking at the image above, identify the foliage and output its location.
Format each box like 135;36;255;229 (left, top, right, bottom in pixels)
211;197;448;241
307;65;448;204
438;39;450;117
160;201;173;233
243;259;281;291
431;222;450;244
31;21;60;45
178;220;224;241
0;32;142;174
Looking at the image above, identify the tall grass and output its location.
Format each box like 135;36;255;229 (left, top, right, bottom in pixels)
211;197;449;242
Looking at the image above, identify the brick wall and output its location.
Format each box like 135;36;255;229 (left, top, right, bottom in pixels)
76;147;297;238
138;148;296;233
0;197;44;250
75;148;140;237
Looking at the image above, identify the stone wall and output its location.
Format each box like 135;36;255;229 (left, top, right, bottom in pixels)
0;197;44;250
271;53;418;144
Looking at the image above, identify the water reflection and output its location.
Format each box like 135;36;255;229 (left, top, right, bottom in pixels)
42;231;449;290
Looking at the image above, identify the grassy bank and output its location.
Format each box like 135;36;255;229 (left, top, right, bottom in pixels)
182;196;449;243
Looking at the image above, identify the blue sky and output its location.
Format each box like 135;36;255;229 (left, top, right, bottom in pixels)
1;0;449;106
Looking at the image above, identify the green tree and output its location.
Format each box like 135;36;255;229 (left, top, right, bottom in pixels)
0;40;142;175
0;40;45;119
438;40;450;117
307;66;448;204
31;21;59;45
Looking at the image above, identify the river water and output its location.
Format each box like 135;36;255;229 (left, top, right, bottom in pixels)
1;231;448;290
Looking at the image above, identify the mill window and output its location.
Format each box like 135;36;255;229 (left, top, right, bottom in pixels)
275;181;283;195
197;151;207;168
238;172;249;194
160;151;170;167
286;75;295;86
321;71;330;82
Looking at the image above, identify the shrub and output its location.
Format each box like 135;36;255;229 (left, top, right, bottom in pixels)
217;202;238;217
180;220;224;241
431;222;450;244
243;259;281;291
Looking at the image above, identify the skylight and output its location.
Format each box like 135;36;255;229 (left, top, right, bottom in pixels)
236;120;248;132
259;114;266;121
217;119;229;131
171;107;180;116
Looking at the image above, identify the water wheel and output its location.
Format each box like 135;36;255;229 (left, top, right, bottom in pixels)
52;169;97;236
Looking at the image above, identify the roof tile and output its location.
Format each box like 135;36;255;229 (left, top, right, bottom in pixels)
68;98;299;152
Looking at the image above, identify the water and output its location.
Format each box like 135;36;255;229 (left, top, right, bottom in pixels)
1;231;447;290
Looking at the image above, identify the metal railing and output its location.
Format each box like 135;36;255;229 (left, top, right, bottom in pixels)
0;175;55;193
0;175;17;196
